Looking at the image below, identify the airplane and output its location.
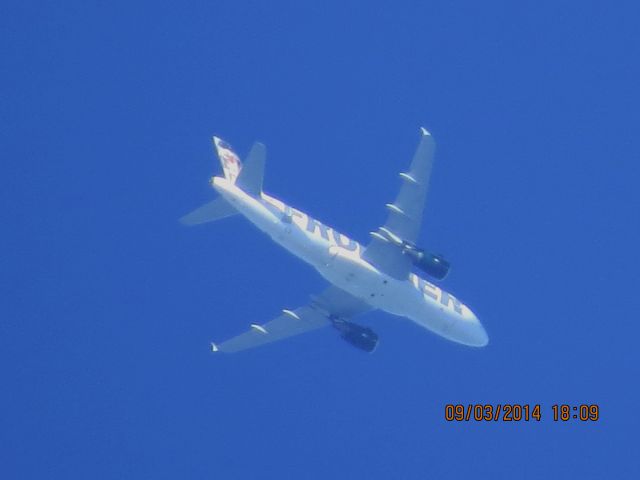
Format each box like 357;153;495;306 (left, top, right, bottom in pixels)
181;128;488;353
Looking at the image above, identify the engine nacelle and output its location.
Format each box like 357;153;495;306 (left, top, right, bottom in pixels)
332;319;378;353
403;246;450;280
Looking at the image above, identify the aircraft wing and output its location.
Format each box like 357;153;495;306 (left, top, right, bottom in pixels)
211;286;373;353
362;128;436;279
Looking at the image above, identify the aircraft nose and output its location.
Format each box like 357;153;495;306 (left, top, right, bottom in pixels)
454;310;489;347
470;319;489;347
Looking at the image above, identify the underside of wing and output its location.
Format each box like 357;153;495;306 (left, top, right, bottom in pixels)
212;285;373;353
363;128;436;279
384;127;435;244
362;239;413;279
212;305;330;353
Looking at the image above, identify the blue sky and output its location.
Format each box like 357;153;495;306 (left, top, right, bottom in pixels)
2;1;639;478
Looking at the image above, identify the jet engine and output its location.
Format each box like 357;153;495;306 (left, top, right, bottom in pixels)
402;245;450;280
331;318;378;353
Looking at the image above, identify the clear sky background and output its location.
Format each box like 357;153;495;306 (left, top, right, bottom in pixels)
2;1;640;478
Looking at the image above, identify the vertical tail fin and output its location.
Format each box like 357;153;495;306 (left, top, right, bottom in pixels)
213;136;266;197
213;136;242;183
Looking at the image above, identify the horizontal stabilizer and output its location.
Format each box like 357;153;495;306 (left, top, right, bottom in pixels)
180;196;237;226
236;142;266;197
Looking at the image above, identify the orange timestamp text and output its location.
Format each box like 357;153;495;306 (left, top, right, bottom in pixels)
444;404;600;422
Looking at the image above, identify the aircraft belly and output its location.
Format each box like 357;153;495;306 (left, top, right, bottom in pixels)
406;301;457;340
314;246;410;315
215;187;326;266
313;247;469;342
215;184;278;234
270;219;333;266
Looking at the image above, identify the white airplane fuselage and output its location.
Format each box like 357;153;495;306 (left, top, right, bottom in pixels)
213;176;488;347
